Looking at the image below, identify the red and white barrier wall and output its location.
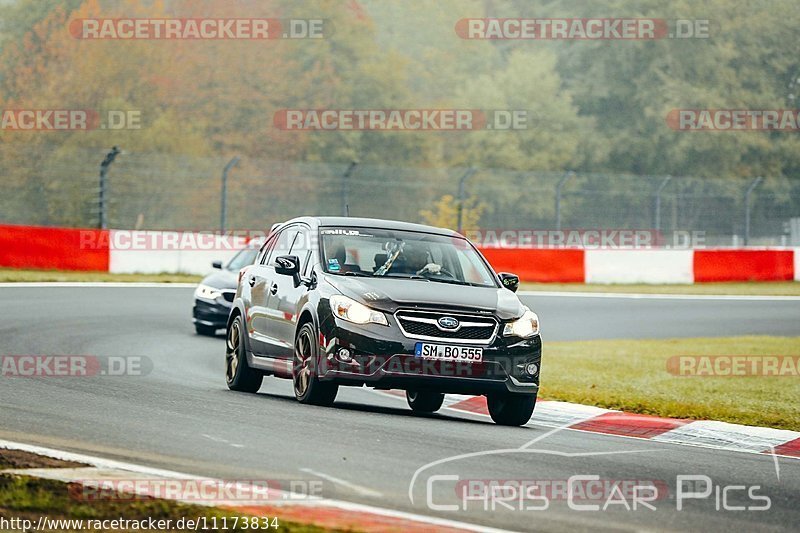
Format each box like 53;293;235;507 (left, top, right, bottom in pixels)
0;224;109;272
484;247;799;283
1;224;798;282
0;225;242;276
106;230;245;274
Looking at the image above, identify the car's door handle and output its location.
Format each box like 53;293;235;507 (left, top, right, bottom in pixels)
270;283;279;295
249;276;256;287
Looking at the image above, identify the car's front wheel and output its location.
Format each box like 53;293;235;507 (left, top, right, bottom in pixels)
406;390;445;413
293;323;338;406
487;392;536;426
225;315;263;393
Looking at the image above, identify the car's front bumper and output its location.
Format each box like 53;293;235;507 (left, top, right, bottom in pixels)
317;316;541;395
192;298;232;328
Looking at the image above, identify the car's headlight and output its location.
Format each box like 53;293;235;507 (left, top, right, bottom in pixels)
329;295;388;326
195;284;223;300
503;308;540;338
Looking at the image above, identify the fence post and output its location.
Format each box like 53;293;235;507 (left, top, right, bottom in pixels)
555;170;574;231
340;161;358;216
456;167;477;233
654;175;672;232
220;156;240;233
98;146;121;229
743;176;763;246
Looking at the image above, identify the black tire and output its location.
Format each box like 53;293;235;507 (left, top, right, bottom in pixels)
487;392;537;426
195;324;218;336
293;323;338;406
225;315;263;393
406;390;445;413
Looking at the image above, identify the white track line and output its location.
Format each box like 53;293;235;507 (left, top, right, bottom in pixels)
370;390;800;460
300;468;384;498
0;439;512;533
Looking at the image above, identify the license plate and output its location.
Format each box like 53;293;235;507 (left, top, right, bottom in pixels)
414;343;483;362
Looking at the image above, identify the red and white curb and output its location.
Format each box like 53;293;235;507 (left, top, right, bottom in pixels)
0;439;509;533
380;391;800;459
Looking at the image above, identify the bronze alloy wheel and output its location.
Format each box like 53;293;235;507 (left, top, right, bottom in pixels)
225;318;241;384
293;326;314;398
225;315;263;393
293;323;338;405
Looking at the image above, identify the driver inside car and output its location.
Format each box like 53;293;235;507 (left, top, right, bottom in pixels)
393;244;429;275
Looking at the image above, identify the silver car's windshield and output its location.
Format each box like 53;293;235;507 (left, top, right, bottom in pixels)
226;247;259;271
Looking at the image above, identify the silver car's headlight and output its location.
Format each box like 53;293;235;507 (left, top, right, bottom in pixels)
195;284;223;301
329;295;388;326
503;308;540;338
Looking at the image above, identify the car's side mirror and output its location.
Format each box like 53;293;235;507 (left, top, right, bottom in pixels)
211;260;223;269
275;255;302;286
498;272;520;293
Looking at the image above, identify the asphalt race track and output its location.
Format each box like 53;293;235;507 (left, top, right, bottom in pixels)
518;291;800;341
1;285;799;532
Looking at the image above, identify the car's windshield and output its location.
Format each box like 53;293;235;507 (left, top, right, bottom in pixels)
225;247;259;271
320;227;497;288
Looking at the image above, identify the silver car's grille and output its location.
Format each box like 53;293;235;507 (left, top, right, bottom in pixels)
394;309;497;345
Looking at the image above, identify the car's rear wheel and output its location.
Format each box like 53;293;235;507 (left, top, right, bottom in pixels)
406;390;445;413
487;392;536;426
293;323;338;406
225;315;263;393
195;324;218;336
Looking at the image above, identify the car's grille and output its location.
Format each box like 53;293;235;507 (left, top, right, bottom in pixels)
395;310;497;344
221;291;236;303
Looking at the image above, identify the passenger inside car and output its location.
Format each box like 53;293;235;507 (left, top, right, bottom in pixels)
325;242;361;273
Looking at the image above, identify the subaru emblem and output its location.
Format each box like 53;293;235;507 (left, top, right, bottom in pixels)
438;316;460;330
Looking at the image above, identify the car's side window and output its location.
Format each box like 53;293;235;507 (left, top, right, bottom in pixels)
259;234;279;265
290;227;313;276
269;228;297;266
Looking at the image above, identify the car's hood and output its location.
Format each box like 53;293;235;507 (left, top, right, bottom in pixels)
199;269;238;289
325;276;525;320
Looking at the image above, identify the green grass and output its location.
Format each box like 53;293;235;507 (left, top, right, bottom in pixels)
520;281;800;296
542;336;800;430
0;474;334;533
0;268;201;283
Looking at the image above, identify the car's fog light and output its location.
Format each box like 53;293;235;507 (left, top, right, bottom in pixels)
337;348;352;362
524;362;539;376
